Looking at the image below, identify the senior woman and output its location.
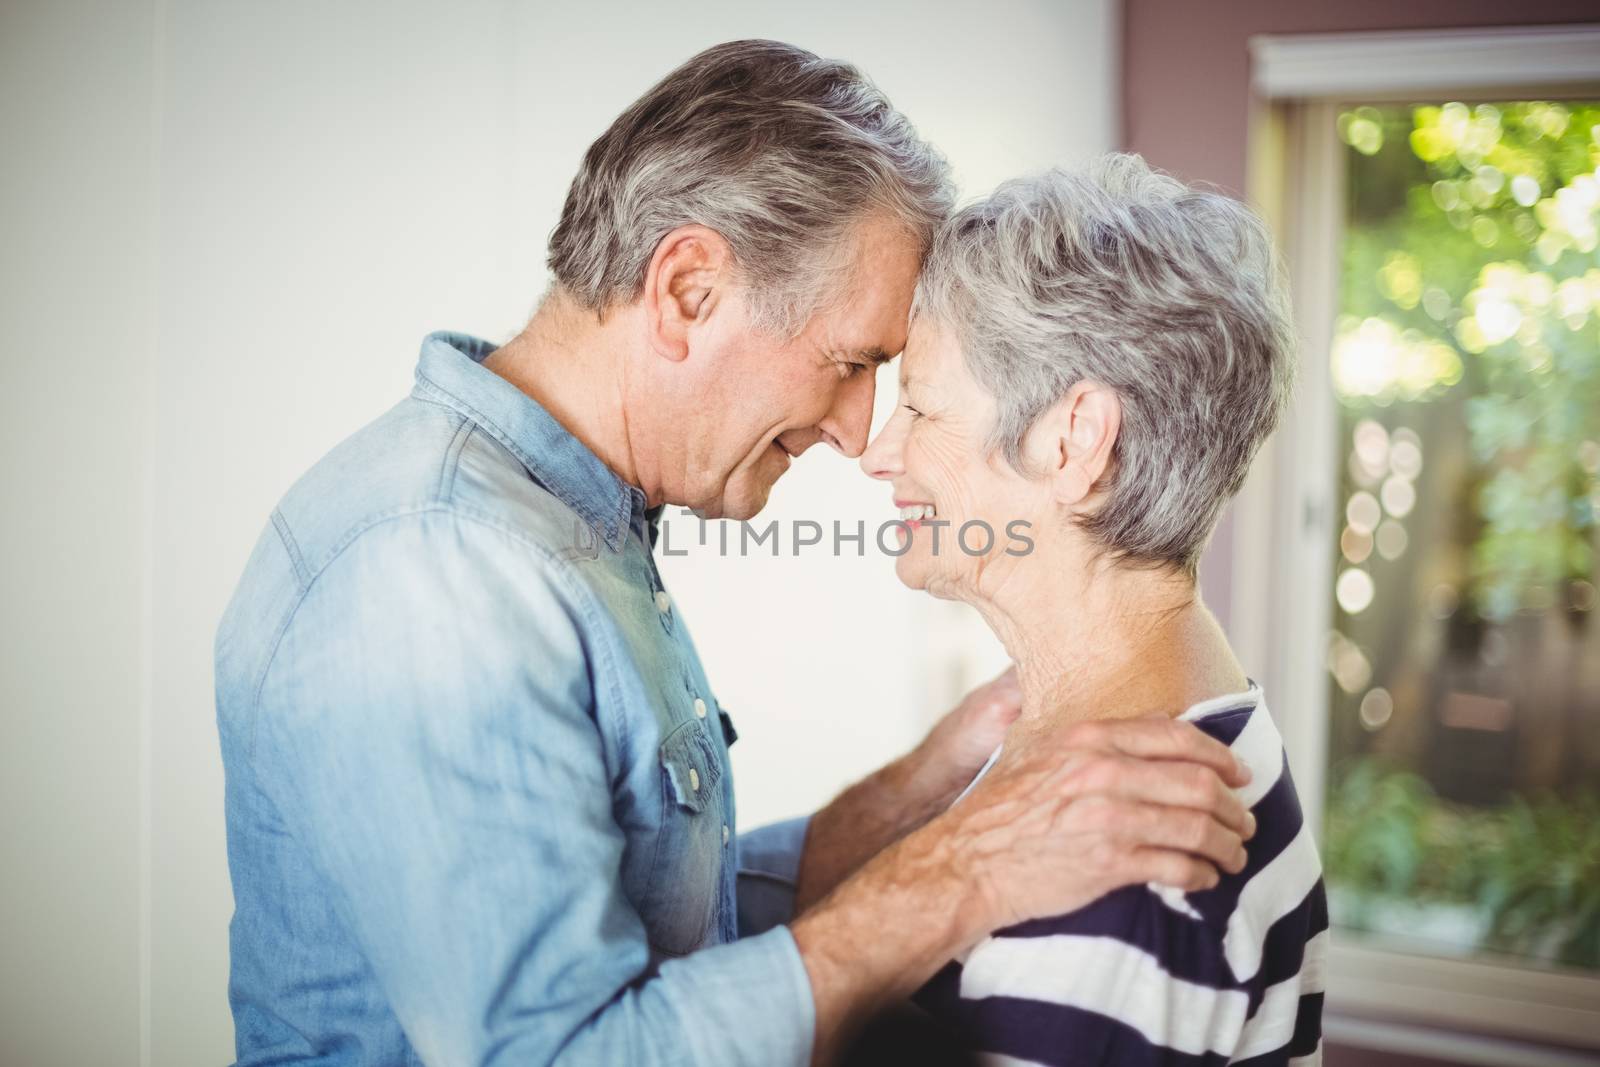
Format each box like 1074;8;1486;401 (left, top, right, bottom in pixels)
858;154;1326;1065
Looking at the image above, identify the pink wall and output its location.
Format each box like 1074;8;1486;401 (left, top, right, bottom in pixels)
1121;0;1599;630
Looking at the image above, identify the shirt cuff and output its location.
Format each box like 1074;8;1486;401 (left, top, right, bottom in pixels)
661;924;815;1067
736;816;811;937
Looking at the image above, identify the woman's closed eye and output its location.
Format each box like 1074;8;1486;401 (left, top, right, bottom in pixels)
902;402;924;419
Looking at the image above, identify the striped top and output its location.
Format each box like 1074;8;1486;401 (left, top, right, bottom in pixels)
917;686;1327;1066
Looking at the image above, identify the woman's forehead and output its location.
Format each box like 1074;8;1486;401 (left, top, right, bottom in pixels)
901;318;963;385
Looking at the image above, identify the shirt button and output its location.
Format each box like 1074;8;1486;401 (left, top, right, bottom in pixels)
722;824;731;846
688;767;700;792
654;590;671;614
694;698;708;719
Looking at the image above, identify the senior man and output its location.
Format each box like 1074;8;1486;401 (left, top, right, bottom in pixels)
215;39;1256;1067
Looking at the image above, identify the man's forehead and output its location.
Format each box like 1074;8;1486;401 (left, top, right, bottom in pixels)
829;220;920;350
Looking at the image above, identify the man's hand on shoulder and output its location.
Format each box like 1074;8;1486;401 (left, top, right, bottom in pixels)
790;712;1256;1065
946;713;1256;930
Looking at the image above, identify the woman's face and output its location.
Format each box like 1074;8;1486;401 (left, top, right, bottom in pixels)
860;318;1048;601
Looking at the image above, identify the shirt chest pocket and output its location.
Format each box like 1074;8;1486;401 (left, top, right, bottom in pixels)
641;717;727;956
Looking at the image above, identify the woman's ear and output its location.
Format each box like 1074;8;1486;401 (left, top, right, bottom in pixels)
1025;381;1122;507
642;224;729;362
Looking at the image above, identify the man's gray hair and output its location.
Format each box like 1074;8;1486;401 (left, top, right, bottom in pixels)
915;154;1296;574
548;39;954;336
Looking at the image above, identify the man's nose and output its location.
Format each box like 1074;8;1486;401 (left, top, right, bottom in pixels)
822;372;876;459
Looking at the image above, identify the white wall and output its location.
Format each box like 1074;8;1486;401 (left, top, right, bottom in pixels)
1;2;1113;1062
1;2;157;1064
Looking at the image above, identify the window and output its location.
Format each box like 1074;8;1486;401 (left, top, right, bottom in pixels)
1322;99;1599;975
1237;25;1600;1057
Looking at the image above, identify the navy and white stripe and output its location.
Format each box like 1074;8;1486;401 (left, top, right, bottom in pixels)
917;687;1326;1066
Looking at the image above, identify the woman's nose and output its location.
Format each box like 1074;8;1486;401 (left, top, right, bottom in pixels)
859;415;905;480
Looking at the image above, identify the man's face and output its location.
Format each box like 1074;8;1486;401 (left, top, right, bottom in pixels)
682;216;923;520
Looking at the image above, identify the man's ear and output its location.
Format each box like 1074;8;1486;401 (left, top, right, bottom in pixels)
1024;380;1122;507
643;224;730;362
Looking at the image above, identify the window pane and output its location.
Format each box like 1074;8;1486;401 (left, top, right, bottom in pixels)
1323;101;1600;973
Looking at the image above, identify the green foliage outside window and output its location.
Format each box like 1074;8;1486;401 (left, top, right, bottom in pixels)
1325;102;1600;972
1325;758;1600;968
1335;101;1600;620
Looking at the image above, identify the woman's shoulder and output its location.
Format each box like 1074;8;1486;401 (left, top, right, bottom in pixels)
961;686;1329;986
917;870;1328;1063
913;688;1329;1062
920;870;1328;1061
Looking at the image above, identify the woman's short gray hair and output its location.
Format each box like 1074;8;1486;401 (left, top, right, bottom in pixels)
548;39;954;337
916;154;1296;574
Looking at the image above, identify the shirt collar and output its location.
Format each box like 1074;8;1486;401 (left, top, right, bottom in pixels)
410;331;646;553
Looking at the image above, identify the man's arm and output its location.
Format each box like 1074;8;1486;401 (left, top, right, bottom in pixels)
794;668;1022;912
253;512;815;1067
792;715;1257;1065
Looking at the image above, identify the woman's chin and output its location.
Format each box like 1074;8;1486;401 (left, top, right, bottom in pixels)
895;555;968;602
893;554;928;590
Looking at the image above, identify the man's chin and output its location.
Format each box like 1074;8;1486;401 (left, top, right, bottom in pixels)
711;479;775;523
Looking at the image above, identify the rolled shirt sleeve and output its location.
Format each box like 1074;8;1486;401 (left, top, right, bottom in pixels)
736;816;813;938
251;510;815;1067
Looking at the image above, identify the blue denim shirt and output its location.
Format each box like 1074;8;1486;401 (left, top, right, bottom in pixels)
215;332;815;1066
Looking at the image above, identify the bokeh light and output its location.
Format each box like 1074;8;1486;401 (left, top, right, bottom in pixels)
1376;519;1409;561
1359;687;1394;730
1337;568;1376;614
1331;316;1463;401
1347;491;1382;534
1381;475;1416;518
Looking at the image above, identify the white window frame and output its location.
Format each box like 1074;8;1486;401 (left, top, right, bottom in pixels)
1232;23;1600;1058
